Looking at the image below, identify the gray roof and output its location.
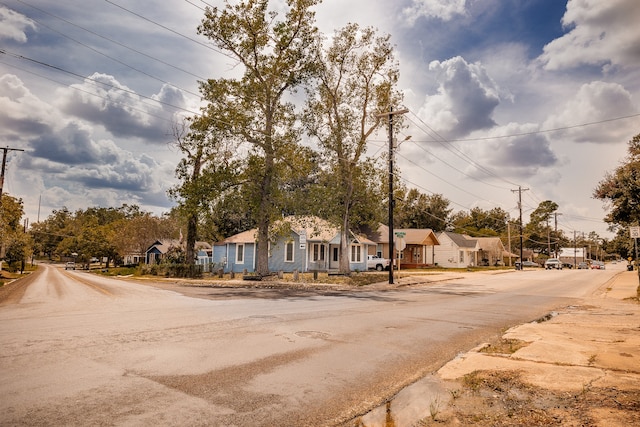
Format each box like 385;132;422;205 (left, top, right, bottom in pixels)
441;231;478;249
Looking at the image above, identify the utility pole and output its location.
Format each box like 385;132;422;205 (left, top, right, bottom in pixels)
554;212;562;257
0;146;25;269
511;186;529;269
573;230;578;268
507;222;512;267
0;147;25;205
546;217;551;258
376;107;408;284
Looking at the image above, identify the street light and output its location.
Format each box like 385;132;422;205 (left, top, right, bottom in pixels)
376;107;409;284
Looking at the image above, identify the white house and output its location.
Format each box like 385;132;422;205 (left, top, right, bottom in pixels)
432;231;480;268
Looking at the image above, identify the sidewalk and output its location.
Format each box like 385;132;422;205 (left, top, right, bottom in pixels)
433;270;640;425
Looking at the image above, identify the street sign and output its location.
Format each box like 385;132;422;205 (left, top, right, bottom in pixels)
630;226;640;238
395;231;406;238
395;237;406;252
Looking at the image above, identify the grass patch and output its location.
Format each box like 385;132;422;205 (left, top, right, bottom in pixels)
479;338;529;355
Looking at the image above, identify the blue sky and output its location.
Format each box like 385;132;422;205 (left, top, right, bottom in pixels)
1;0;639;239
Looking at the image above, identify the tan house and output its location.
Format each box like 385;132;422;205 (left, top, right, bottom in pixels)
365;224;440;268
476;237;512;266
433;232;516;268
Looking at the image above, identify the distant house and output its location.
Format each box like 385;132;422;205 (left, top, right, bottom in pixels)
364;224;440;268
210;216;374;274
433;231;480;268
432;232;515;267
122;252;144;265
476;237;511;266
145;239;212;264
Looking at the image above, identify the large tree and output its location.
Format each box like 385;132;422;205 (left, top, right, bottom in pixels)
451;207;509;237
524;200;559;256
303;23;400;274
594;133;640;226
170;116;238;267
197;0;320;275
0;194;29;270
395;188;451;231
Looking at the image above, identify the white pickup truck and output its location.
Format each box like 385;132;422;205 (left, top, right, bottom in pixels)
367;254;390;271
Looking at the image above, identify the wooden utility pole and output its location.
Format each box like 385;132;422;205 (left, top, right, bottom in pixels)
554;212;562;257
0;146;25;205
0;146;24;266
511;186;529;269
376;107;408;284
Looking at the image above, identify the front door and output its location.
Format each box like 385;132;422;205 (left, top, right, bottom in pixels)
329;245;340;270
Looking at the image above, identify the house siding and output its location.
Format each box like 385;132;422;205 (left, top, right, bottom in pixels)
433;234;476;268
268;232;307;273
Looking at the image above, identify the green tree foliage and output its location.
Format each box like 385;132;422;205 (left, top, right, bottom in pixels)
450;207;509;236
303;23;400;273
523;200;559;256
30;205;177;267
395;188;452;231
30;207;72;259
1;194;30;270
169;116;239;267
197;0;320;275
594;133;640;226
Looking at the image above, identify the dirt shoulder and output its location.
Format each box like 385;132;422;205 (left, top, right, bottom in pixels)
419;271;640;426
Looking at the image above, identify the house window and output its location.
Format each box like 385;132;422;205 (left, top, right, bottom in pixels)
376;244;383;258
459;250;464;263
350;244;362;263
312;243;325;262
285;241;294;262
236;244;244;264
333;247;339;262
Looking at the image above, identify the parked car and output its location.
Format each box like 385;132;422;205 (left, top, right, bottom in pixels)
562;262;573;269
367;254;390;271
64;261;76;270
577;262;588;269
521;260;540;267
544;258;563;270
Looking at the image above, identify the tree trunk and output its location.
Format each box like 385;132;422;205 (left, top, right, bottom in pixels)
338;166;353;275
185;151;202;269
185;212;197;266
339;212;351;275
256;150;274;276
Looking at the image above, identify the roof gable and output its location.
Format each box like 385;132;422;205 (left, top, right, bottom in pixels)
440;231;479;249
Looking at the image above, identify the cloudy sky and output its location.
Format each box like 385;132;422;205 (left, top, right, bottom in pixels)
1;0;639;239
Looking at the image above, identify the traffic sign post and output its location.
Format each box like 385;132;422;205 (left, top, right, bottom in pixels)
631;227;640;279
394;236;406;281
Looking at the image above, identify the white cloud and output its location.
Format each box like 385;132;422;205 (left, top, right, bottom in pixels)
57;73;187;143
403;0;467;24
543;81;638;143
0;74;61;140
416;56;501;139
539;0;640;71
0;6;35;42
468;122;561;180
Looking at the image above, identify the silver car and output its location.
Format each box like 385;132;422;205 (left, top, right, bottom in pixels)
544;258;563;270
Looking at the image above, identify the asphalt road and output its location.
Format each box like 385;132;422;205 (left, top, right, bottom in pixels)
0;263;619;426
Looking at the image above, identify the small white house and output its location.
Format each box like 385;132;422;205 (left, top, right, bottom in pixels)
432;231;480;268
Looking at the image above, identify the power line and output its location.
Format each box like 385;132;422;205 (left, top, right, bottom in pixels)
435;113;640;143
13;0;208;82
103;0;236;62
406;110;520;188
